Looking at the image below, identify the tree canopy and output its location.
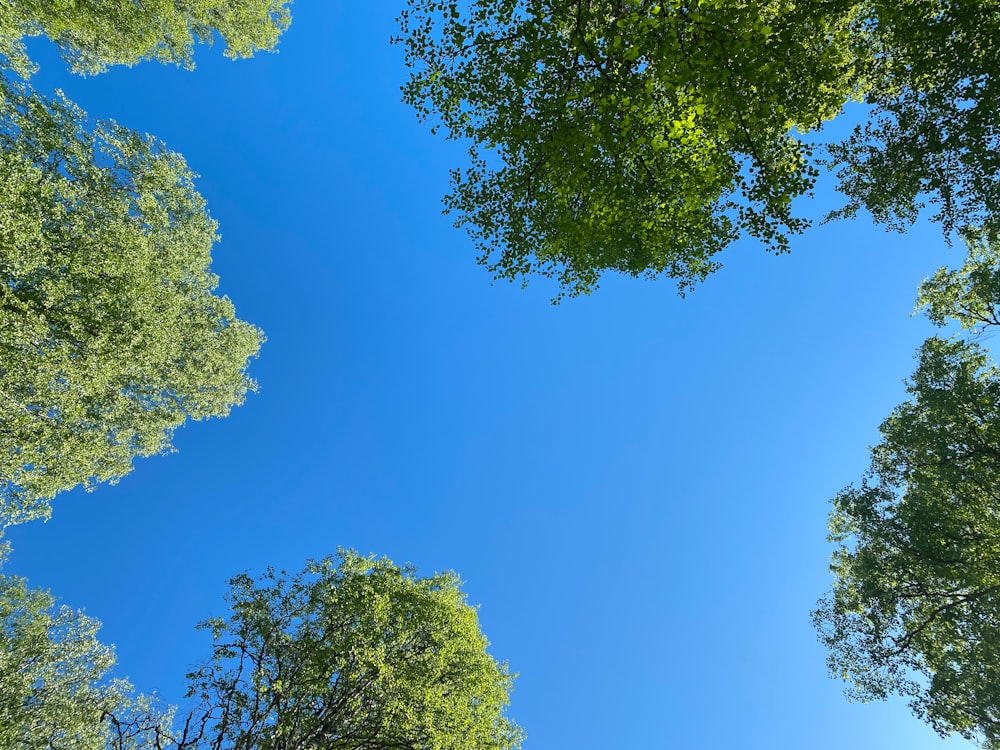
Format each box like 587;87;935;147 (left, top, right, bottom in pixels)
398;0;866;297
828;2;1000;237
814;233;1000;747
4;551;521;750
0;563;168;750
0;0;292;77
174;551;522;750
397;1;1000;297
0;81;263;529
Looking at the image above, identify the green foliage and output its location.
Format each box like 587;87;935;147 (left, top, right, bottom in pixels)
177;550;523;750
828;2;1000;236
398;1;1000;296
815;233;1000;747
1;551;520;749
397;0;867;297
917;228;1000;331
0;0;292;77
0;81;263;529
0;570;171;750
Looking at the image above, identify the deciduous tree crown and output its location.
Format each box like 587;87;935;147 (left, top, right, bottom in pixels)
815;232;1000;748
0;0;291;76
398;1;1000;298
0;82;263;528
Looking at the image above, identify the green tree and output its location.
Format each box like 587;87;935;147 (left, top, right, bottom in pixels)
0;0;291;77
3;551;520;749
398;2;1000;298
917;228;1000;333
397;0;868;298
0;81;263;529
814;232;1000;747
171;550;523;750
0;562;170;750
828;2;1000;238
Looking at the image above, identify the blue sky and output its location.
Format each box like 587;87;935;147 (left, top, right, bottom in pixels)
4;4;976;749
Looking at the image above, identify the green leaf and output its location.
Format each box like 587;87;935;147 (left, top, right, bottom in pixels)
0;81;264;528
395;0;866;298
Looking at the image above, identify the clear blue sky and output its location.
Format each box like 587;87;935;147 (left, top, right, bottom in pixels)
4;5;975;749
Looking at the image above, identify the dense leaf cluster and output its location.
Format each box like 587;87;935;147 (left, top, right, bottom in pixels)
0;552;523;750
0;0;291;76
399;0;1000;298
178;552;522;750
830;2;1000;236
399;0;865;296
815;234;1000;747
0;82;264;528
0;559;170;750
0;0;291;526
